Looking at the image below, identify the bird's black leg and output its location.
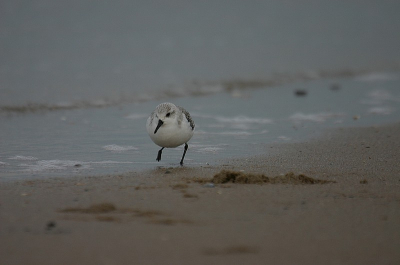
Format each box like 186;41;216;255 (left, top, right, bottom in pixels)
180;143;188;166
156;147;164;162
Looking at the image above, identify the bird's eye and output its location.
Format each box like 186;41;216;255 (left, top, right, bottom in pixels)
166;112;171;117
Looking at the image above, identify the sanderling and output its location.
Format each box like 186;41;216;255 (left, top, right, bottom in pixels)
146;102;195;165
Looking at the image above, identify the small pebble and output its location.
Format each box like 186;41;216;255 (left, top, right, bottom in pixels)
46;221;56;230
294;89;308;97
203;183;215;188
330;83;341;91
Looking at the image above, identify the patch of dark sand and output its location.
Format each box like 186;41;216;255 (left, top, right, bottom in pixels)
59;203;194;225
202;245;259;255
133;210;164;218
171;183;198;198
148;218;194;226
59;203;160;216
182;192;198;198
95;216;120;222
134;185;157;190
171;183;189;190
190;170;335;184
59;203;116;214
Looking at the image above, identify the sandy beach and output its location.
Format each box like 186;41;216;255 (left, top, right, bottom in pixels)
2;2;400;264
1;122;399;265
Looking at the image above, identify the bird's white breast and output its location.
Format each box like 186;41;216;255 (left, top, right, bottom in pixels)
146;115;194;148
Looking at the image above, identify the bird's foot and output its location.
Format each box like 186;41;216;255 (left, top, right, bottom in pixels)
156;147;164;162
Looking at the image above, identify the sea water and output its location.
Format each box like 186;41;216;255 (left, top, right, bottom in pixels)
1;74;399;180
1;1;400;180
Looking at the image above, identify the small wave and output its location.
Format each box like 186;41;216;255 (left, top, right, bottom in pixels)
194;114;272;130
196;147;223;153
212;131;254;136
125;113;148;120
8;155;38;161
19;160;90;172
196;130;268;136
361;89;400;105
90;161;135;164
215;115;273;124
102;145;138;152
355;72;399;82
190;144;226;153
290;112;345;123
368;106;394;115
0;161;9;166
0;101;115;114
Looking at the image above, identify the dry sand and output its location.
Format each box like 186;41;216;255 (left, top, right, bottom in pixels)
1;123;400;265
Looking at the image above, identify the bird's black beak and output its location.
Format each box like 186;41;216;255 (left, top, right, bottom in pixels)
154;119;164;134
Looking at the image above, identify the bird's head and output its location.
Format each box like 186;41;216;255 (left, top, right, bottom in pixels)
154;103;178;134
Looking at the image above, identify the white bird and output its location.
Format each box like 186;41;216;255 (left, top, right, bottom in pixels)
146;102;195;165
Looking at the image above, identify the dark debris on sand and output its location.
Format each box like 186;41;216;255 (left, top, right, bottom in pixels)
192;170;335;185
59;203;117;214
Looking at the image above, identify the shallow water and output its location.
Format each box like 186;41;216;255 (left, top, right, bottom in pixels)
1;1;400;180
1;73;399;180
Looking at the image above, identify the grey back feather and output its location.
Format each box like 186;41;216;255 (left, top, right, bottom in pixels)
178;106;195;130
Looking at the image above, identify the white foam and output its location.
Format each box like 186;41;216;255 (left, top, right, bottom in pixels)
90;161;135;164
290;112;344;123
0;161;9;166
196;130;268;136
190;130;208;135
8;155;38;161
364;89;399;104
230;123;251;130
193;113;273;125
215;115;273;124
213;131;254;136
55;101;75;108
192;84;225;94
368;106;394;115
355;72;399;82
102;145;138;152
89;99;110;107
20;160;90;172
20;160;139;172
125;113;148;120
196;147;223;153
190;144;227;153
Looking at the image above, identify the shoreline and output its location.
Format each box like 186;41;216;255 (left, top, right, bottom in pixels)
0;68;392;114
1;122;400;264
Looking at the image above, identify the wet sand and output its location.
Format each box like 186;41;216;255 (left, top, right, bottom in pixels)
1;123;400;265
